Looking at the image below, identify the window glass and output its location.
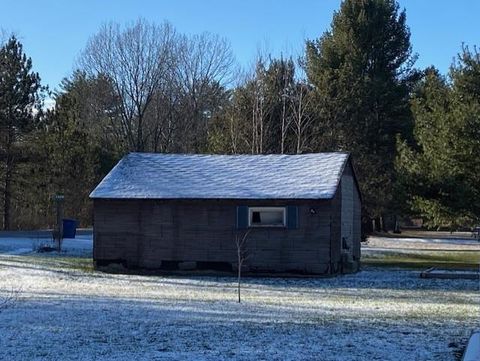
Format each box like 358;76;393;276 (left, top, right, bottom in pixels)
249;207;285;227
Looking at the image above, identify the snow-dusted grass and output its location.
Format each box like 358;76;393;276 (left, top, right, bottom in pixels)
0;234;92;257
363;236;480;268
363;249;480;267
366;236;480;250
0;234;478;360
0;251;478;360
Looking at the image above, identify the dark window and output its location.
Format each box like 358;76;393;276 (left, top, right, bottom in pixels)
248;207;286;227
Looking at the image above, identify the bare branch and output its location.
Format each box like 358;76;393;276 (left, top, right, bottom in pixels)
0;287;21;312
79;19;177;152
234;229;251;303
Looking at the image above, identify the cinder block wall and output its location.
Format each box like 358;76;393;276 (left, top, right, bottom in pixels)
93;199;336;274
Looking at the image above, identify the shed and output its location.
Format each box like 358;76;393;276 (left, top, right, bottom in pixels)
90;152;362;274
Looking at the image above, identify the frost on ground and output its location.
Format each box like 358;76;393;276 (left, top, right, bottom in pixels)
0;234;92;256
0;235;478;360
363;236;480;267
365;236;480;251
0;255;478;360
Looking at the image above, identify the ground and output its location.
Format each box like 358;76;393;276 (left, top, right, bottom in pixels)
363;234;480;268
0;233;478;360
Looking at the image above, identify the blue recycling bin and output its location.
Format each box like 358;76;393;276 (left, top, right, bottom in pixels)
62;219;77;238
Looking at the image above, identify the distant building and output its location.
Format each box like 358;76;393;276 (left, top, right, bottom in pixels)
90;152;362;274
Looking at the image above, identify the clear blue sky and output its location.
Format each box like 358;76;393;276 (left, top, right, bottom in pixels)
1;0;479;91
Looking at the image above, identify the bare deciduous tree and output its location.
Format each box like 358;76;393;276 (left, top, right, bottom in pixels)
250;60;268;154
80;21;237;154
279;61;295;154
234;230;250;303
290;81;315;154
0;287;21;312
228;106;241;154
280;85;289;154
80;19;176;152
174;32;236;152
239;55;296;155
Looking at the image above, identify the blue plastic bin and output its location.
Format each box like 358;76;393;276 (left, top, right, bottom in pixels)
62;219;77;238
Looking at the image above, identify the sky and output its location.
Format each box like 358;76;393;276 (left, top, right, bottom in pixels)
0;0;479;92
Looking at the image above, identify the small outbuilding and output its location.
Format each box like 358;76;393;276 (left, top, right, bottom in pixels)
90;152;362;275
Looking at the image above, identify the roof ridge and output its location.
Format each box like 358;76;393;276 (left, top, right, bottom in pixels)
127;151;350;157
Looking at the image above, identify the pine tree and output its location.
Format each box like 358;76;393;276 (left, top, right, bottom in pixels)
0;36;42;230
397;48;480;229
37;95;100;227
24;72;121;228
306;0;418;226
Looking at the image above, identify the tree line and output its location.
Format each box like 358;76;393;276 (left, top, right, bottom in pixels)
0;0;478;231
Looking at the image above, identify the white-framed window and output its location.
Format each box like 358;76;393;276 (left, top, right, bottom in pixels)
248;207;286;227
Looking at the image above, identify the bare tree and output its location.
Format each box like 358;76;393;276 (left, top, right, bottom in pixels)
173;32;235;152
79;19;176;152
250;60;268;154
0;287;21;312
280;87;289;154
279;60;295;154
147;92;177;153
290;81;315;154
243;55;296;155
228;106;240;154
234;230;250;303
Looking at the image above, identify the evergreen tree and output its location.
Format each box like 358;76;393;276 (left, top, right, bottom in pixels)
0;36;42;230
13;72;119;229
56;71;121;176
36;96;100;227
397;48;480;229
306;0;418;226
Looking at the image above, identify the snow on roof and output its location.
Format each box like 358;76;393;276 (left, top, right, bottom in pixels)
89;152;350;200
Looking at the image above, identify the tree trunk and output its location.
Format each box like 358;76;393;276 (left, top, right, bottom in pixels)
237;242;242;303
281;95;286;154
2;129;14;231
237;265;241;303
3;167;12;231
296;124;301;154
137;116;144;152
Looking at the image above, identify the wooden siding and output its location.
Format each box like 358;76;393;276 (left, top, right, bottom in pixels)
340;161;362;262
341;169;355;258
352;174;362;260
329;184;342;273
93;198;334;274
329;160;362;274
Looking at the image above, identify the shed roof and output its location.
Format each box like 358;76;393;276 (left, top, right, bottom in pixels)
90;152;351;200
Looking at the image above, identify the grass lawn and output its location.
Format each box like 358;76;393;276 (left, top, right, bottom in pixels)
0;249;478;361
0;234;478;360
362;235;480;269
362;249;480;268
